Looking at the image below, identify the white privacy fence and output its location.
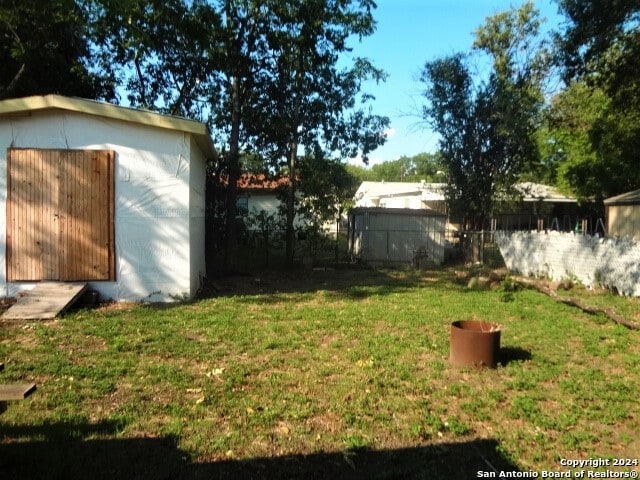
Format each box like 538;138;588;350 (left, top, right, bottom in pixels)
495;231;640;297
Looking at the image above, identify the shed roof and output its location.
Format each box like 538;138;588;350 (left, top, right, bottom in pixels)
513;182;576;203
353;181;576;205
604;189;640;205
350;207;446;217
0;95;216;159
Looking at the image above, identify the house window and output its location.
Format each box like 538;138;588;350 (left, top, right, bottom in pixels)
236;195;249;216
6;148;116;281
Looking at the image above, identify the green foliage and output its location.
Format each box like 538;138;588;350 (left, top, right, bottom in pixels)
85;0;219;118
499;274;517;302
557;0;640;100
541;79;640;202
297;155;360;222
0;0;112;100
345;152;445;184
374;153;445;182
555;0;640;199
345;163;376;183
421;2;550;229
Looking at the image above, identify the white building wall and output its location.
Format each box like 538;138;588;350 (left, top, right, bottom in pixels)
245;192;309;228
379;195;423;209
248;195;281;216
189;135;207;297
0;110;199;301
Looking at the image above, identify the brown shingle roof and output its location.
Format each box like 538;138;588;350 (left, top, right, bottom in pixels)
219;174;290;190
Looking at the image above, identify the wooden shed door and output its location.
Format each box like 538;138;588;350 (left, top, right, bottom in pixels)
7;148;115;281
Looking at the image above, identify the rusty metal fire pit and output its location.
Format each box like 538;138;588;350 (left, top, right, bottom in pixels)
449;320;501;368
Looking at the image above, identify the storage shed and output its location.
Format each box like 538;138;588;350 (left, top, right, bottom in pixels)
348;207;446;267
0;95;215;301
604;189;640;240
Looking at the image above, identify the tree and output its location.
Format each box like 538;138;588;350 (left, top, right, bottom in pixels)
554;0;640;198
421;2;549;235
85;0;220;118
412;152;445;181
365;153;445;182
343;153;445;184
86;0;279;273
366;157;414;182
0;0;112;100
297;154;360;224
537;80;640;203
86;0;388;271
421;53;492;230
345;163;376;183
557;0;640;103
245;0;389;267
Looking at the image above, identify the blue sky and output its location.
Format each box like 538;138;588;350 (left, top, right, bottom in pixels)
345;0;564;167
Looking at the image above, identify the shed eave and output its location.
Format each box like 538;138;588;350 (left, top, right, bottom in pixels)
0;95;216;160
604;189;640;206
350;207;446;217
521;197;577;203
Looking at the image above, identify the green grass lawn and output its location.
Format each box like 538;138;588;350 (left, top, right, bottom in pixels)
1;268;639;479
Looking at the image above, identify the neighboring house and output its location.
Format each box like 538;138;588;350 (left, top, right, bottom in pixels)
604;189;640;240
353;181;446;213
235;174;318;231
353;181;580;231
0;94;215;302
494;182;582;231
235;174;288;220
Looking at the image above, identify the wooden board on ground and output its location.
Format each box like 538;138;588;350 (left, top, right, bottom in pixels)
2;282;87;320
0;383;36;401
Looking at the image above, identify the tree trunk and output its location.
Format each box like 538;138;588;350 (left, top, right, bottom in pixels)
223;74;241;274
465;215;485;264
285;136;297;268
470;233;481;263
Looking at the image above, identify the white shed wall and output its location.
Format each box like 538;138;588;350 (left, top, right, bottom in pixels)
0;110;205;301
607;204;640;240
189;135;206;298
351;210;445;266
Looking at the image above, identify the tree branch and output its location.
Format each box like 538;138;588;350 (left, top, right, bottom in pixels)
1;62;26;97
512;276;640;330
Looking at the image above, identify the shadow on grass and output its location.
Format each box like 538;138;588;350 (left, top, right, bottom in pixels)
0;419;521;480
499;346;533;366
197;267;457;303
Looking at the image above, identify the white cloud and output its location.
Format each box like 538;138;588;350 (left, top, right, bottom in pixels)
348;153;384;168
384;127;397;139
367;156;385;167
348;154;364;166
